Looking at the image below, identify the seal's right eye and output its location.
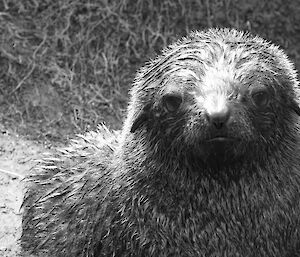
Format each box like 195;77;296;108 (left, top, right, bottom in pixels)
162;93;182;112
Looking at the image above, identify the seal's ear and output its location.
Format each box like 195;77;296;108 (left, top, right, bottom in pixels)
130;103;152;133
290;100;300;116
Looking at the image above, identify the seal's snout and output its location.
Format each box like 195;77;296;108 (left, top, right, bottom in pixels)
203;94;231;129
205;105;231;129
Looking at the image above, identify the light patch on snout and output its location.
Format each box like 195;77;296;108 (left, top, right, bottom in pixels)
202;93;228;117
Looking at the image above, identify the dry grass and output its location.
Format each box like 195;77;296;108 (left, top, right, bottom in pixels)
0;0;299;144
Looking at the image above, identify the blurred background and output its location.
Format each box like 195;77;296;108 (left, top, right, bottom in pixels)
0;0;299;144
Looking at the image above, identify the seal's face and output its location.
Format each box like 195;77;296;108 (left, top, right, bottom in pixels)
157;64;273;164
129;29;300;166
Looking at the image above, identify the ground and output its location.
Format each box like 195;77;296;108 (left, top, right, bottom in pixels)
0;129;48;257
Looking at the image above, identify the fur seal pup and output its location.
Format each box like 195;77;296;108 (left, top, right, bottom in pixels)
22;28;300;257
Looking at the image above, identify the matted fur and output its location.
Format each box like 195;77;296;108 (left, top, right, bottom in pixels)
22;28;300;257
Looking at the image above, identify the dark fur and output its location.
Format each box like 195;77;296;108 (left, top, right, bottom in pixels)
22;28;300;257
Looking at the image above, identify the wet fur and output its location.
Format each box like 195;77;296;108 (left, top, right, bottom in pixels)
22;28;300;256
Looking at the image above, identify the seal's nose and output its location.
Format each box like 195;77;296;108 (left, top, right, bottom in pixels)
205;105;231;129
203;93;231;129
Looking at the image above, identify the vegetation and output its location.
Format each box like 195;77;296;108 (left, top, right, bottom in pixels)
0;0;299;144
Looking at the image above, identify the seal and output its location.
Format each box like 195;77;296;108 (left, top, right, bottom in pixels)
21;28;300;257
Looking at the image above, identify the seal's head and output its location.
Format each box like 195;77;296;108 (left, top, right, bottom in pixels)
124;28;300;170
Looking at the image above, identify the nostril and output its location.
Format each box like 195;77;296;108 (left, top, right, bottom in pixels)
213;120;225;129
205;108;231;129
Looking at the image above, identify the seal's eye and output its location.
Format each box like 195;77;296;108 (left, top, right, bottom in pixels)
251;90;269;107
162;93;182;112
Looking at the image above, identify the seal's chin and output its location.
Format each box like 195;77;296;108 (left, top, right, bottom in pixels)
197;137;241;165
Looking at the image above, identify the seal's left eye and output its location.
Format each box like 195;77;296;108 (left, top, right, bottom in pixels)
162;93;182;112
251;90;269;107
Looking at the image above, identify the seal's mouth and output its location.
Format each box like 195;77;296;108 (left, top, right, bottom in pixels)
205;136;237;143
